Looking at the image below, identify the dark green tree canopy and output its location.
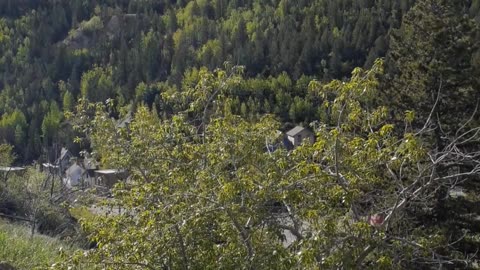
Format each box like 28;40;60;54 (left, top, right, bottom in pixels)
385;0;480;133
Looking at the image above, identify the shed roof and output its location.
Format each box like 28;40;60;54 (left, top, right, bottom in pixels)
55;147;72;165
42;163;59;169
0;166;26;172
95;169;125;175
286;126;308;136
60;148;71;159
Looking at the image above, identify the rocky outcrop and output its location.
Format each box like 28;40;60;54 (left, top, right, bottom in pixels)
63;14;139;50
63;30;93;50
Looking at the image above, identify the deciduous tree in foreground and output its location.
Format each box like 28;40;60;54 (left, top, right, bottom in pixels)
56;60;479;269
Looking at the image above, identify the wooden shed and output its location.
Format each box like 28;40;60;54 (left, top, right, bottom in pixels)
286;126;315;148
94;169;128;189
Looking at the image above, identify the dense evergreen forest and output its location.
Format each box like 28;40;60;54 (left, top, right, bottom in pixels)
1;0;479;161
0;0;480;269
0;0;425;161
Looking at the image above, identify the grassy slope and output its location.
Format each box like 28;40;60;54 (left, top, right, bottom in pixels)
0;219;75;270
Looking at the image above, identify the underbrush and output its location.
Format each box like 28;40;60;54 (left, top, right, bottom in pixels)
0;220;75;269
0;168;89;245
0;167;106;269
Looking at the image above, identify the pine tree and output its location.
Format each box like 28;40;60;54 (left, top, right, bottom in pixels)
385;0;479;134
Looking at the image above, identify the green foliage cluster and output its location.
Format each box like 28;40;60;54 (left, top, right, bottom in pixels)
0;220;80;270
58;60;479;269
0;0;422;161
385;0;480;134
0;143;15;166
0;168;83;241
0;0;479;162
0;0;478;268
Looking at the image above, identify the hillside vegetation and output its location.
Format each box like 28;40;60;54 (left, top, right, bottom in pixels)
0;0;479;269
0;220;76;269
0;0;427;160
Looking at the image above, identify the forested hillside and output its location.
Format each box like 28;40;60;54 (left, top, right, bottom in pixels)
0;0;425;161
1;1;480;269
1;0;479;161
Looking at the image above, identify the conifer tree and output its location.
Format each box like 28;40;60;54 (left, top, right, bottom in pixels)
386;0;479;134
